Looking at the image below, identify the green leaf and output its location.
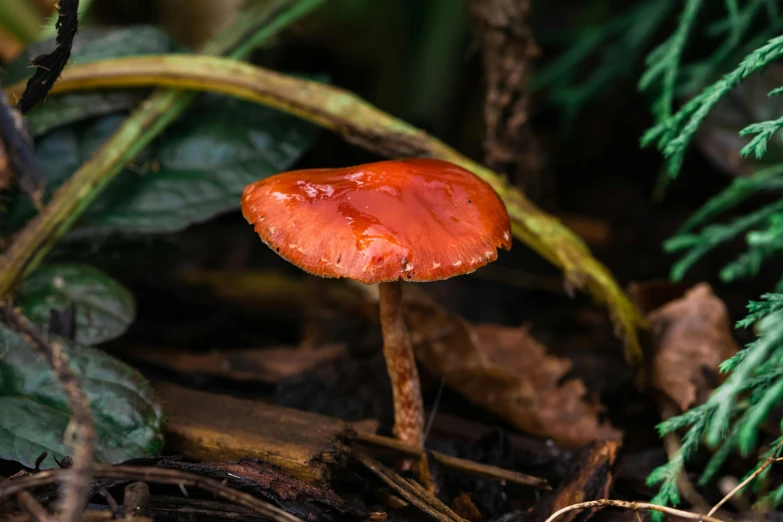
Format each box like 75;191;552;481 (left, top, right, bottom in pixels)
0;322;165;469
14;263;135;345
1;115;132;233
75;94;320;234
2;26;178;137
9;94;318;238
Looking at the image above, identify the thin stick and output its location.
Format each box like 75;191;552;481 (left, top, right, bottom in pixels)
354;430;549;489
543;499;726;522
1;303;95;522
0;465;305;522
355;452;467;522
15;491;54;522
706;439;783;517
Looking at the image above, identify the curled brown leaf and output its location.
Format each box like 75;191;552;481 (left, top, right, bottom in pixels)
404;295;621;447
647;283;740;412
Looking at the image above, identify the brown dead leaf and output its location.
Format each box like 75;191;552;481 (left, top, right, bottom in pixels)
647;283;740;412
404;296;621;447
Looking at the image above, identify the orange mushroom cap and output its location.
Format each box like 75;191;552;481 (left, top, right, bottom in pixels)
241;158;511;284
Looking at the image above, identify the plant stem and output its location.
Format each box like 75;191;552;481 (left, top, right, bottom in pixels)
2;53;647;370
378;281;424;449
0;303;96;522
0;0;324;295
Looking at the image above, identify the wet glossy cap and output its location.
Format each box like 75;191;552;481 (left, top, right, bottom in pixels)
241;158;511;284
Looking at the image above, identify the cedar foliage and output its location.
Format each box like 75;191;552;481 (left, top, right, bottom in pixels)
538;0;783;513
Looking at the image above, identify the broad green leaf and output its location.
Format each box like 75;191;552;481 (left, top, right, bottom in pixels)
76;94;320;234
8;94;318;237
15;263;136;345
0;322;165;469
1;115;132;232
3;26;177;136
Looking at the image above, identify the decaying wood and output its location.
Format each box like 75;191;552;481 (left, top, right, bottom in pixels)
128;457;370;522
528;440;621;522
155;382;352;484
0;465;306;522
355;453;469;522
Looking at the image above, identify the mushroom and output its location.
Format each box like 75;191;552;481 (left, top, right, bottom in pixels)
240;158;511;450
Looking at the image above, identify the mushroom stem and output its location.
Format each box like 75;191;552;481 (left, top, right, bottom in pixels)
378;280;425;450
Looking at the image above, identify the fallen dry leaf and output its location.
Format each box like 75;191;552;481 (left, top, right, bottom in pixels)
647;283;740;412
403;295;621;447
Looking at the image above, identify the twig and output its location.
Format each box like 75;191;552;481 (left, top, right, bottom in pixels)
19;0;79;114
0;465;306;522
354;452;468;522
706;440;783;517
542;499;726;522
11;485;55;522
0;53;647;370
354;430;549;489
0;303;95;522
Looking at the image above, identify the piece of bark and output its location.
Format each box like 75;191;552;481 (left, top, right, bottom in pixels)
115;343;346;384
647;283;740;412
527;440;621;522
154;382;353;484
405;296;621;447
123;482;150;519
143;457;368;522
470;0;547;198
